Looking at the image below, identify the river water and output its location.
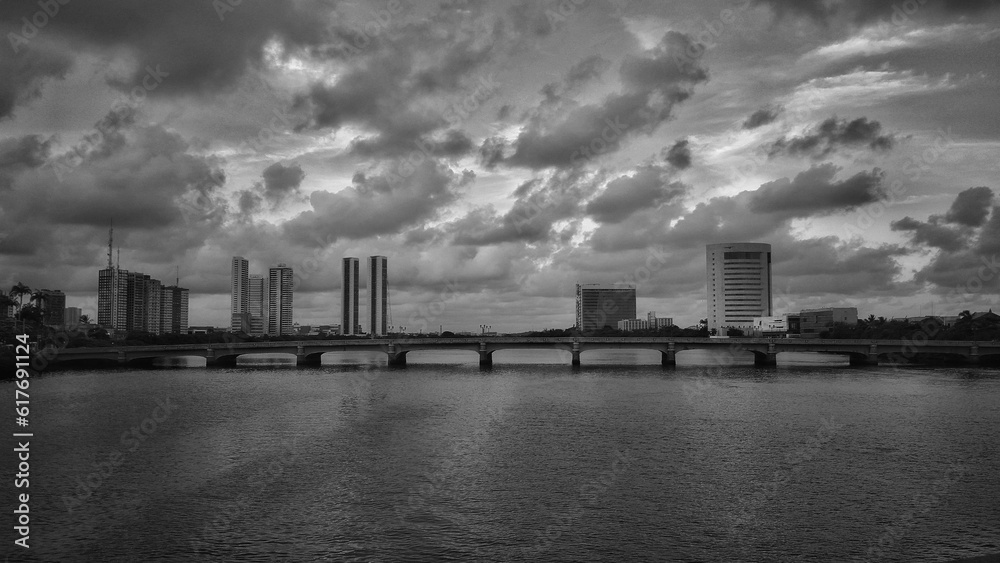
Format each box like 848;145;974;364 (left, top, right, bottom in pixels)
4;350;999;562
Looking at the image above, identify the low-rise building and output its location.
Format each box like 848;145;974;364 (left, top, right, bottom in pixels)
750;315;787;337
787;307;858;338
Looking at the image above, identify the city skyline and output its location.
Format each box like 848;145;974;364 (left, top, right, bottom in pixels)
1;1;998;331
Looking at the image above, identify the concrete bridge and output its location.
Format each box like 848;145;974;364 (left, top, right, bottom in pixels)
47;337;1000;368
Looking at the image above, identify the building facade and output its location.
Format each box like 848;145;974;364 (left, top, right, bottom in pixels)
706;242;773;332
787;307;858;338
98;267;129;334
64;306;82;327
161;286;189;334
248;274;266;337
231;256;249;332
268;264;293;336
36;289;66;326
575;283;636;332
750;315;788;337
342;257;360;335
368;256;387;336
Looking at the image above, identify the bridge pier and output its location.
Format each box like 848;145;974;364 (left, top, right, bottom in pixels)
850;354;879;366
754;351;778;367
479;352;493;367
479;342;493;367
571;341;581;366
296;355;322;366
387;352;407;366
661;351;676;367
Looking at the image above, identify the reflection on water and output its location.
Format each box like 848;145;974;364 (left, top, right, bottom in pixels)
236;353;298;367
12;350;999;562
151;356;206;368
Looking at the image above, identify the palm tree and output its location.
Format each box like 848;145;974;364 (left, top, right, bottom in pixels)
79;314;90;324
9;282;31;332
9;283;30;310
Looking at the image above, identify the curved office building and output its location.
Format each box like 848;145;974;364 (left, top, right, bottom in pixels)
706;243;772;333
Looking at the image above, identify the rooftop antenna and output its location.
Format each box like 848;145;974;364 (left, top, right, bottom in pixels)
107;220;114;269
116;247;120;270
176;265;179;287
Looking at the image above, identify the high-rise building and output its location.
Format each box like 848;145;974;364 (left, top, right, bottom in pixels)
231;256;250;332
368;256;387;336
268;264;293;336
575;283;636;332
249;274;266;336
161;286;189;334
145;278;162;334
98;267;128;335
706;242;772;332
342;257;360;335
64;306;82;327
36;289;66;326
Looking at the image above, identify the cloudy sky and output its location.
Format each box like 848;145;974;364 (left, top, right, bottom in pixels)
1;0;999;332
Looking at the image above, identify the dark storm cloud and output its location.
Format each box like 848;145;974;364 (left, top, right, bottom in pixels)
259;161;305;206
564;55;611;91
773;237;910;295
662;139;692;169
886;187;999;292
294;13;499;159
506;1;555;36
0;135;51;190
478;136;507;170
586;167;684;224
505;31;708;169
749;164;886;216
350;129;475;160
0;113;227;268
889;187;995;252
890;216;966;252
0;0;328;101
944;186;994;227
282;160;467;247
768;117;896;159
742;105;782;129
0;41;73;119
905;205;1000;293
753;0;1000;25
451;171;600;245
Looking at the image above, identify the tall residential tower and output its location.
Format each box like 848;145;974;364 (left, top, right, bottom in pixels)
342;257;360;335
368;256;387;336
706;242;772;333
231;256;249;332
268;264;293;336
